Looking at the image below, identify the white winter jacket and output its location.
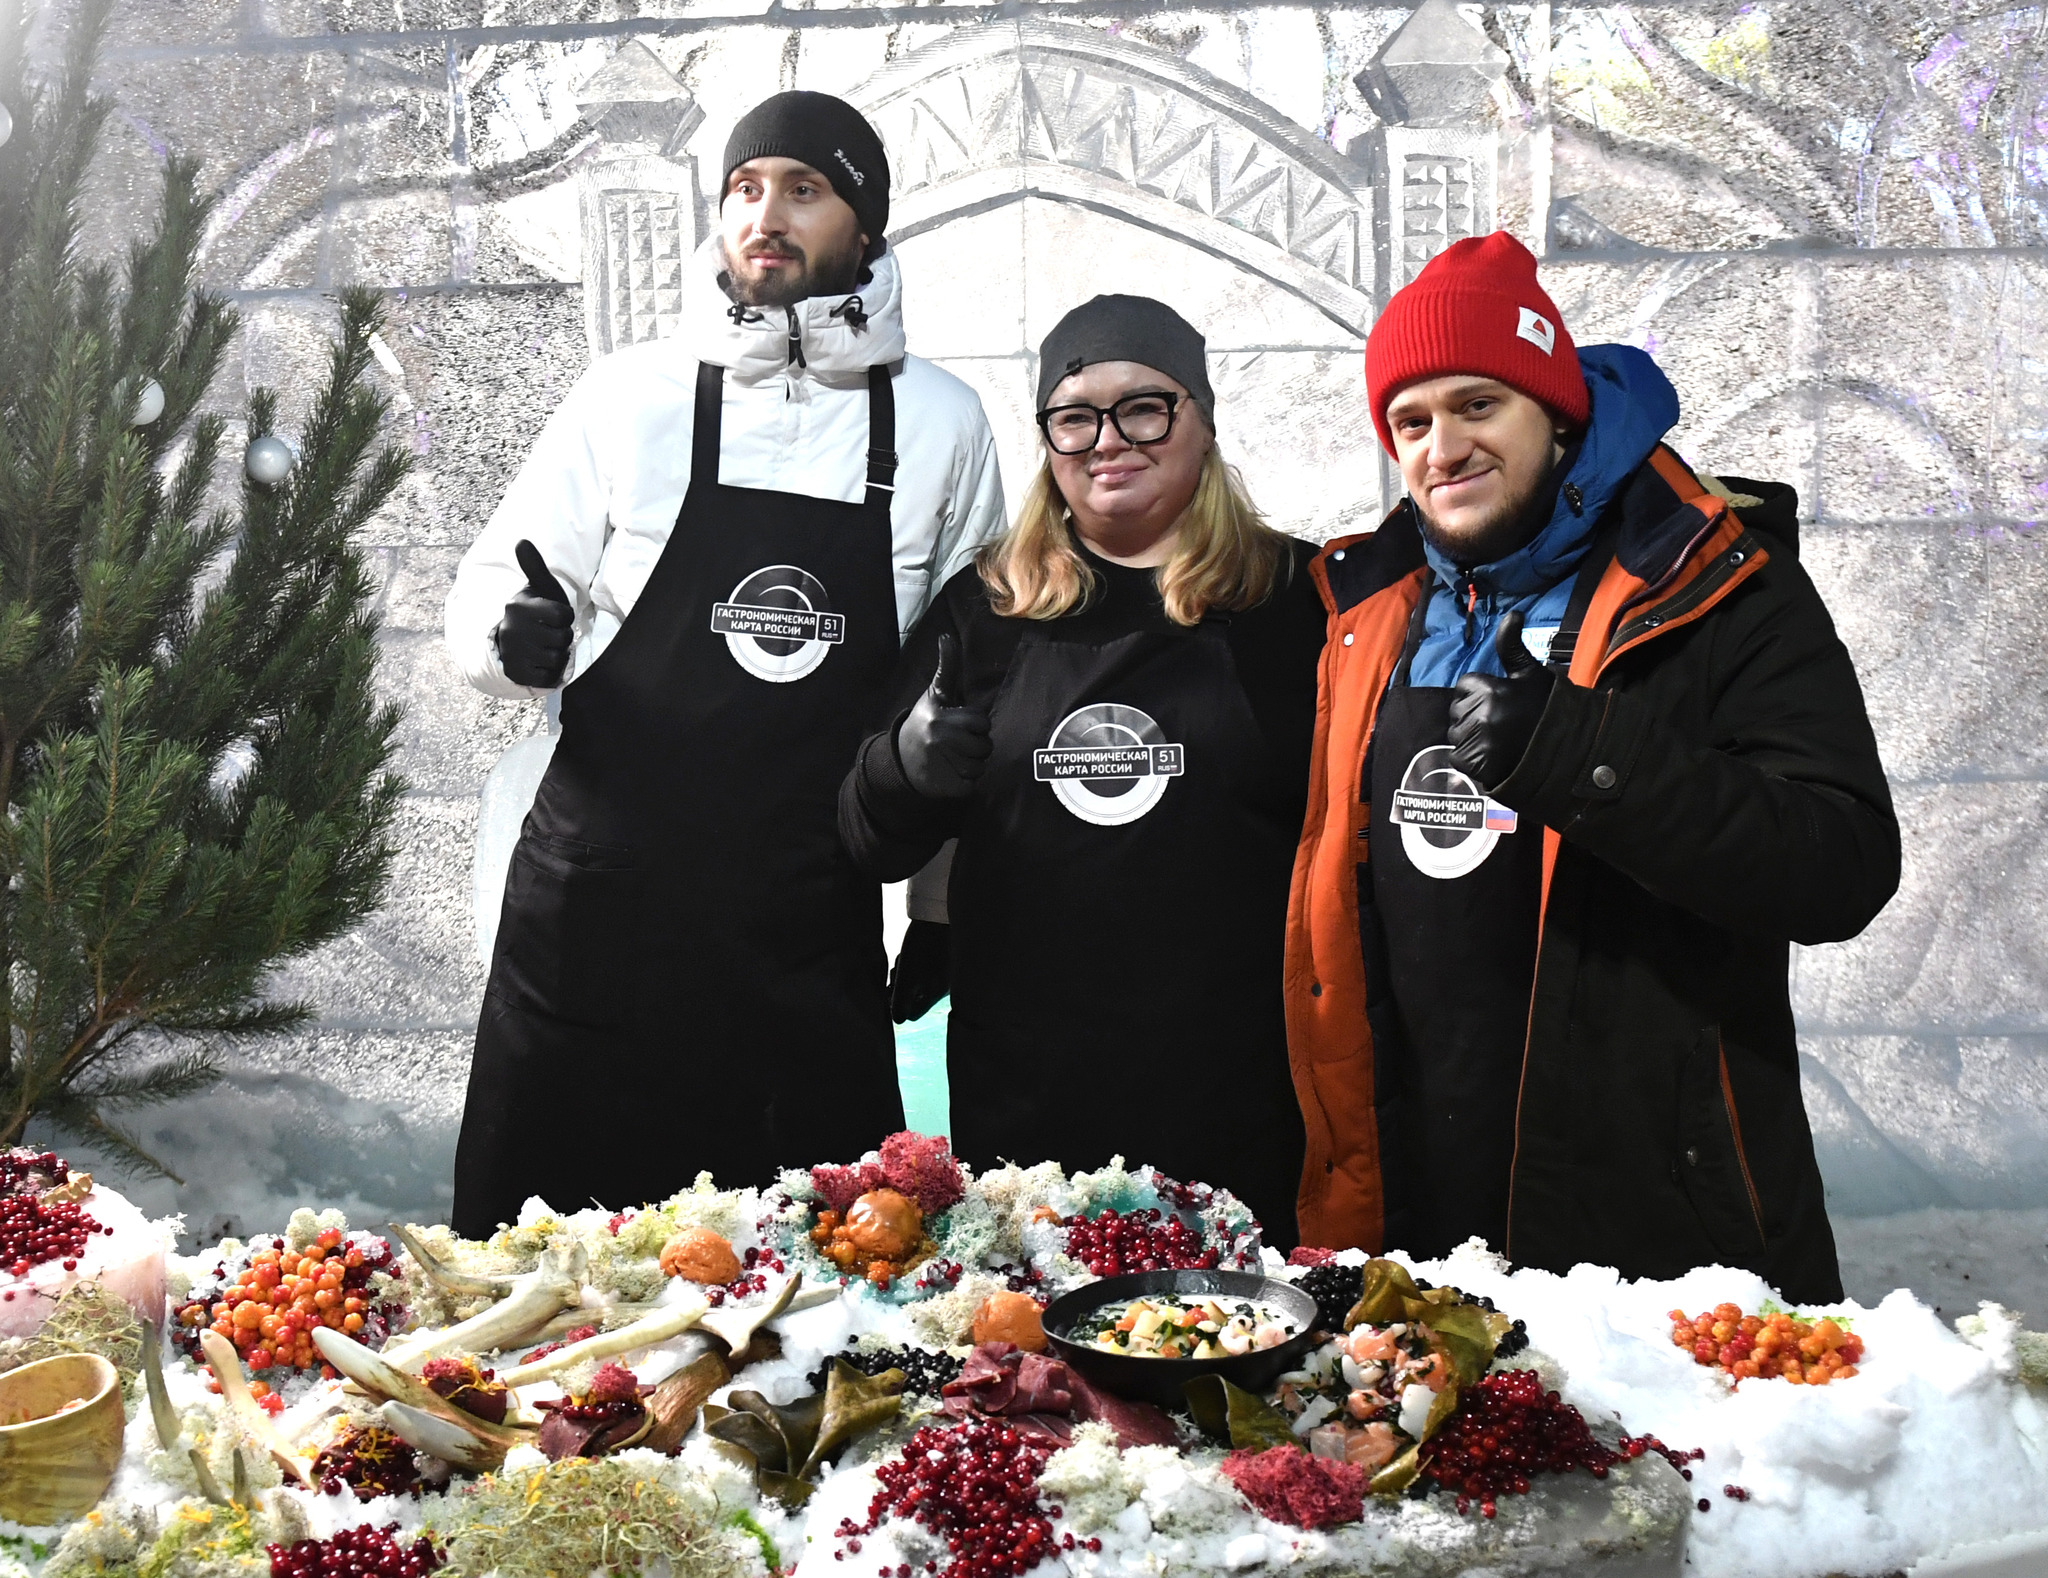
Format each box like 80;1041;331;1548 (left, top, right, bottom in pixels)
445;240;1007;697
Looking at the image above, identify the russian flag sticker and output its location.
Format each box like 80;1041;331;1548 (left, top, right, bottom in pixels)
1483;802;1519;834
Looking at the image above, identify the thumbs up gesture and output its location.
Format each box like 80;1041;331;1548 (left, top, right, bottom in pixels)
1446;610;1557;791
896;632;991;800
493;539;575;689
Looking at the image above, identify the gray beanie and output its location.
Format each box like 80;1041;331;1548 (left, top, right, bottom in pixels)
1036;295;1215;420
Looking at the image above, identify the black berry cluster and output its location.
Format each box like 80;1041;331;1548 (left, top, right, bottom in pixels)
1294;1262;1364;1333
1457;1290;1532;1358
809;1344;963;1397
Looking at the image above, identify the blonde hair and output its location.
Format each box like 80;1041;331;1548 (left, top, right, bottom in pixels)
978;447;1293;627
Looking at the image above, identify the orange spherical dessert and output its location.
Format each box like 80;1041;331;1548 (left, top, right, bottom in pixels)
971;1290;1048;1353
843;1189;923;1261
659;1227;742;1285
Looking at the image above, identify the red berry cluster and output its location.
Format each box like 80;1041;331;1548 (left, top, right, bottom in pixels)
911;1257;963;1293
0;1149;70;1193
1421;1369;1621;1518
1145;1171;1208;1210
706;1245;787;1307
519;1323;598;1364
994;1262;1045;1296
0;1150;108;1284
1616;1430;1705;1480
268;1523;444;1577
1060;1208;1218;1277
837;1418;1085;1578
311;1425;424;1500
1613;1430;1718;1513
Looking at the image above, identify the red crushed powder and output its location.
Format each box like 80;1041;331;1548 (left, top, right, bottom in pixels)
584;1362;641;1404
1222;1445;1367;1529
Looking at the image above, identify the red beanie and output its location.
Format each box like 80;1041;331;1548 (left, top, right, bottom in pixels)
1364;232;1589;455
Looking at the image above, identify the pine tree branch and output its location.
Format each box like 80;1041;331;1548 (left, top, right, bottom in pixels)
0;18;410;1172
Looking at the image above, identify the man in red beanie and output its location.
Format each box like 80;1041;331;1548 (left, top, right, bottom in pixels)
1283;232;1898;1301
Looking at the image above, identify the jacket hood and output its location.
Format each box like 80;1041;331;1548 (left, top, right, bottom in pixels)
1423;343;1681;600
686;235;908;384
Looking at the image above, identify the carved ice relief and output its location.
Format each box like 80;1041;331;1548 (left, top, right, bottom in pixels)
848;22;1377;336
1355;0;1510;288
574;42;706;359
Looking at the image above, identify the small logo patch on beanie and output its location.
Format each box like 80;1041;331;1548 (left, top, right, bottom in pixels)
834;149;866;186
1516;307;1557;356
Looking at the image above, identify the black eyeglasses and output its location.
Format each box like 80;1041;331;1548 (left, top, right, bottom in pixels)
1036;391;1183;455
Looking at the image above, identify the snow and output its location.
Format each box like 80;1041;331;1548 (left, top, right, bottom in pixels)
1360;1241;2048;1578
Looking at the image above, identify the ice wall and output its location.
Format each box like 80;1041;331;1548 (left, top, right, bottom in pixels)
24;0;2048;1251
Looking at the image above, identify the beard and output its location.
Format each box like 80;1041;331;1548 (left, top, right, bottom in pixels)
719;234;866;309
1413;453;1566;570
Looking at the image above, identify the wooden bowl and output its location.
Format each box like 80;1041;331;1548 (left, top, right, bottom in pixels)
0;1353;125;1524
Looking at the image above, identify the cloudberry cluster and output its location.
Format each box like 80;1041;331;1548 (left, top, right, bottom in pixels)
173;1228;399;1375
1670;1302;1864;1384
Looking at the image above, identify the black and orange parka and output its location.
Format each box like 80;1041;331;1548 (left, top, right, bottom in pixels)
1284;447;1899;1302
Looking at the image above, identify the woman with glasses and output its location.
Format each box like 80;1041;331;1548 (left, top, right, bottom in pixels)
838;295;1322;1244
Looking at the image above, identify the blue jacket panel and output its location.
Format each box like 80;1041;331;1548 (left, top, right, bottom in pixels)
1405;345;1681;688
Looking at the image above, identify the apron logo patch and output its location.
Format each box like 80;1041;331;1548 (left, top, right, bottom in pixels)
712;565;843;683
1389;745;1516;879
1034;703;1183;827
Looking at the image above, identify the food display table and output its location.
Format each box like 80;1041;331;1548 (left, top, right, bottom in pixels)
2;1140;2042;1578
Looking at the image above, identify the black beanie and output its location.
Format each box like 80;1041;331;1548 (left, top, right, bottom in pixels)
723;91;891;262
1036;295;1215;421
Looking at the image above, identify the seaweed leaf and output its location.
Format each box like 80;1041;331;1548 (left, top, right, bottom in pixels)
706;1365;906;1509
704;1405;788;1472
1422;1303;1495;1387
1183;1375;1298;1453
1369;1442;1419;1497
1343;1260;1500;1383
801;1358;905;1478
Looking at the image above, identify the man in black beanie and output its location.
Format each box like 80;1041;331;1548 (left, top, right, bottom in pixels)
445;87;1004;1233
720;90;890;305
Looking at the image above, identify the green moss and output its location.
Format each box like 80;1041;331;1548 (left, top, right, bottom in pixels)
724;1510;779;1572
441;1457;749;1578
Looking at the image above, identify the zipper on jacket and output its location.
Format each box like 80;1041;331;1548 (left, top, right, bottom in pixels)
785;306;807;369
1718;1039;1768;1248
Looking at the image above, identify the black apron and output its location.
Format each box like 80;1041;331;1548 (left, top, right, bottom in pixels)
945;616;1307;1245
452;363;905;1237
1360;546;1611;1260
1364;676;1541;1260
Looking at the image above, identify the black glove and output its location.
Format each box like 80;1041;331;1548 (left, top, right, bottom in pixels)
889;918;951;1023
1447;610;1556;791
895;632;990;799
493;539;574;689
